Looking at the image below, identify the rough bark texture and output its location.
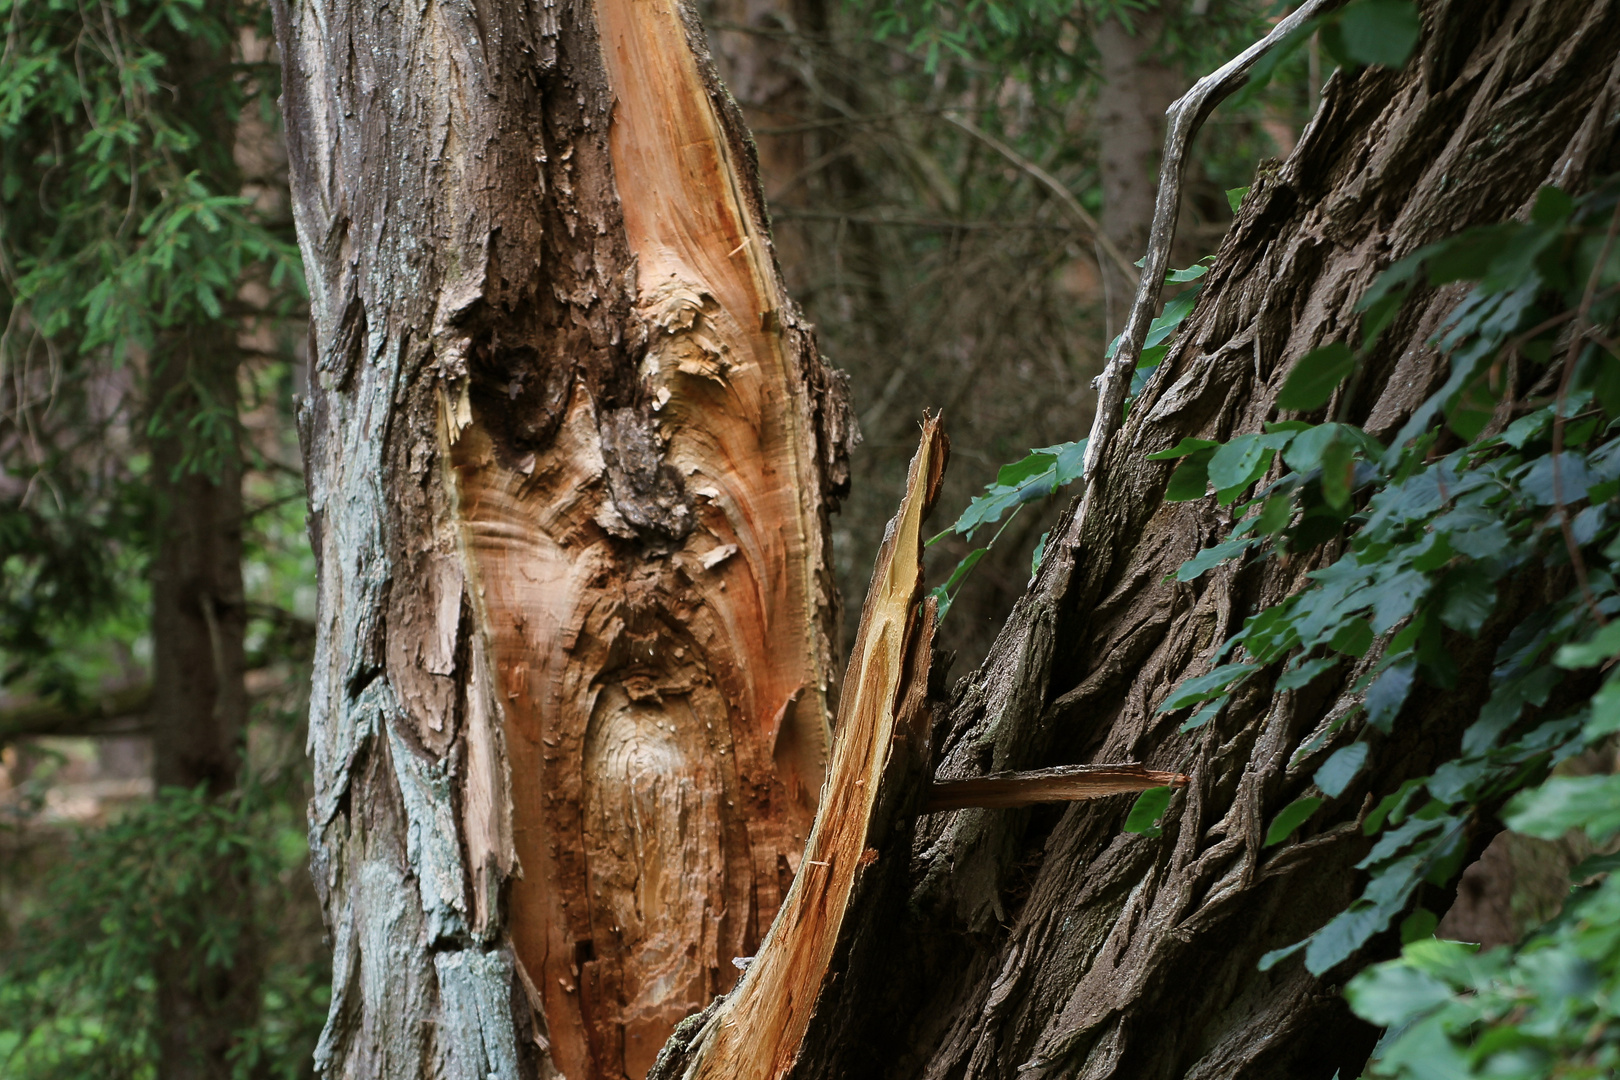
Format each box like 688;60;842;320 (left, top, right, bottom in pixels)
767;4;1620;1079
272;0;851;1072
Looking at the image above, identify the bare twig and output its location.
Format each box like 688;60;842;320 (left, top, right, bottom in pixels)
1552;198;1620;626
1075;0;1348;499
942;113;1140;289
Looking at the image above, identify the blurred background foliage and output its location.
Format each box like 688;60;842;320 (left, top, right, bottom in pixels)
2;0;1612;1076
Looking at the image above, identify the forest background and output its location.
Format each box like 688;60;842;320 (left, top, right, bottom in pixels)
0;0;1614;1077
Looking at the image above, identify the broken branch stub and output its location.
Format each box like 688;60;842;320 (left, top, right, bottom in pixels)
924;763;1189;813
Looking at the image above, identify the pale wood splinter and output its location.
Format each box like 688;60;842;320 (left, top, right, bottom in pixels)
924;763;1190;813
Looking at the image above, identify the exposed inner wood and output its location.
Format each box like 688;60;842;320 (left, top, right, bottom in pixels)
924;764;1189;813
446;0;840;1073
668;418;947;1080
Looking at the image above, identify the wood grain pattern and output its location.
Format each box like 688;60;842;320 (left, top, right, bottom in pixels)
660;417;946;1080
445;0;842;1074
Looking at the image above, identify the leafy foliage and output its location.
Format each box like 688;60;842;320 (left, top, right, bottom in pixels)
0;0;303;697
0;785;328;1079
928;438;1085;616
929;258;1213;618
1137;175;1620;1064
1233;0;1422;107
1347;861;1620;1079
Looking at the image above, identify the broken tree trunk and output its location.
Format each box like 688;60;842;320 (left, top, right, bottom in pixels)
652;4;1620;1080
273;0;852;1073
649;419;1184;1080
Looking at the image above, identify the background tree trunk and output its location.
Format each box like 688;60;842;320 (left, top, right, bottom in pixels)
771;4;1620;1079
1093;9;1182;339
272;0;851;1074
146;25;258;1077
148;320;259;1080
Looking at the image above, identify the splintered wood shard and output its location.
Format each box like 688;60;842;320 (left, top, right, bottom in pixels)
657;417;948;1080
924;764;1190;813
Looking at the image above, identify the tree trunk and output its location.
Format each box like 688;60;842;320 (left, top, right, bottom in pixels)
146;21;258;1067
756;4;1620;1079
148;326;257;1078
278;0;1620;1077
1093;9;1182;338
272;0;851;1074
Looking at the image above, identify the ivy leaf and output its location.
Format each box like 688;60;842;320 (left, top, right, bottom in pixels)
1305;851;1427;974
1277;655;1337;692
1158;662;1256;712
1344;962;1453;1027
1147;437;1221;460
1265;796;1324;846
1277;343;1357;411
1587;678;1620;739
1179;693;1230;734
1165;451;1214;502
1316;743;1369;798
1555;620;1620;668
1255;493;1293;535
1175;536;1262;582
1504;775;1620;843
1366;655;1417;731
1435;565;1495;636
1166;260;1212;283
1333;0;1421;69
1124;786;1173;837
1329;617;1375;657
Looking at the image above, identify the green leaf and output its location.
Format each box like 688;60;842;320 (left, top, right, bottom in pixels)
1319;438;1356;509
1255;493;1293;536
1174;536;1261;582
1555;620;1620;668
1398;907;1439;944
1209;435;1274;493
1587;678;1620;739
1504;775;1620;843
1315;743;1369;798
1166;261;1211;283
1277;655;1337;692
1180;693;1229;734
1335;0;1421;69
1277;343;1357;411
1344;962;1452;1026
1147;437;1221;460
1436;565;1496;636
1329;617;1375;657
1530;185;1576;227
1030;530;1051;579
1158;662;1256;712
1365;656;1416;731
1124;786;1173;837
1226;187;1249;215
1258;940;1306;972
1265;796;1324;846
1165;452;1214;502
